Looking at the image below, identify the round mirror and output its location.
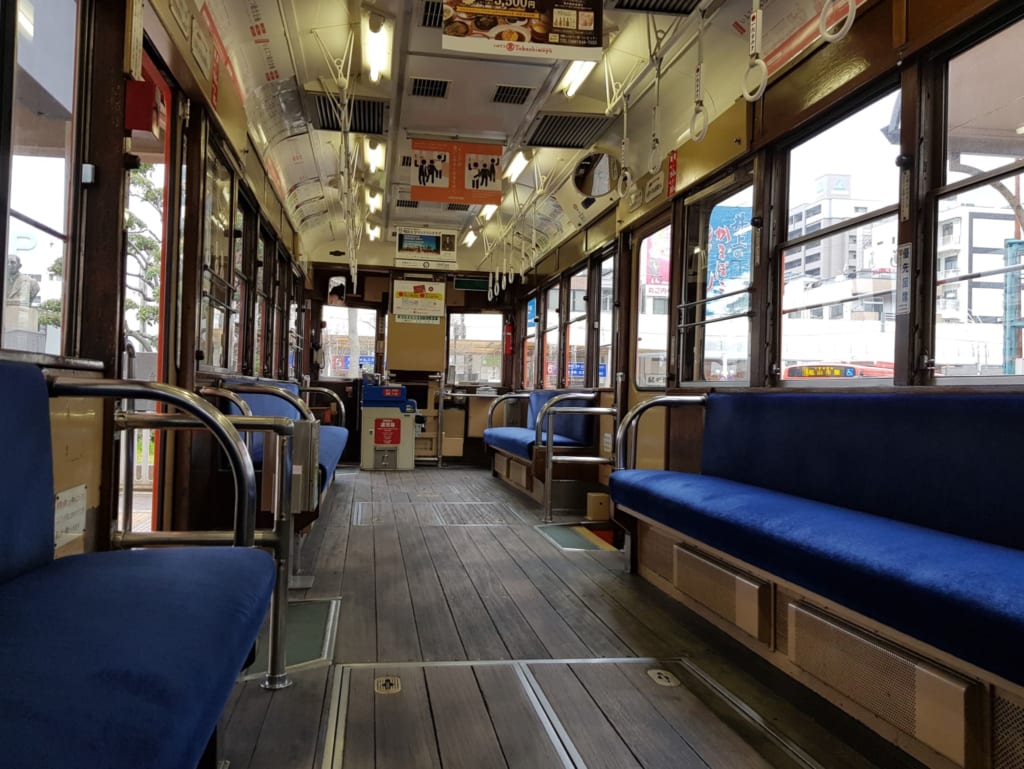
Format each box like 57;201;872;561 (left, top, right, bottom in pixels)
572;152;621;198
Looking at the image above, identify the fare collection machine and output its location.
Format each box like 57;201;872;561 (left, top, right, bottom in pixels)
360;385;417;470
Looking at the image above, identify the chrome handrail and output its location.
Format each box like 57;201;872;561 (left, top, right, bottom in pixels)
540;402;617;523
299;385;347;425
534;391;598;448
486;391;530;428
223;381;316;422
614;394;708;471
49;377;258;547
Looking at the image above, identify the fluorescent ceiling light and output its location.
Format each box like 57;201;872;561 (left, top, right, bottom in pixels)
560;60;596;98
366;222;381;241
462;230;478;247
504;151;529;183
480;204;498;221
365;189;382;213
364;137;386;173
362;10;392;84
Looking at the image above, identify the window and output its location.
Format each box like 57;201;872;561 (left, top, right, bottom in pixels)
565;266;588;387
596;254;614;387
448;312;502;384
689;185;753;382
635;223;671;387
321;306;377;378
522;295;537;388
253;230;273;376
934;18;1024;378
542;284;560;388
198;145;233;369
3;1;79;354
780;90;899;381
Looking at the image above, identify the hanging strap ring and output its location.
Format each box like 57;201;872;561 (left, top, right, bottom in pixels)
820;0;856;43
690;104;709;143
617;167;633;198
741;56;768;102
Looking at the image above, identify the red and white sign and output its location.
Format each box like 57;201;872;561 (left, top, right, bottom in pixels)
374;418;401;446
667;150;678;197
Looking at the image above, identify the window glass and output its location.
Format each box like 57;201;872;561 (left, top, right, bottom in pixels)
780;92;899;382
946;18;1024;186
565;266;588;387
596;255;614;387
198;146;233;368
321;306;377;378
523;295;537;388
635;224;671;387
542;284;560;388
448;312;502;384
699;186;753;381
4;0;78;354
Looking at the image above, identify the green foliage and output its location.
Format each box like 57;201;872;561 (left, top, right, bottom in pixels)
37;298;62;328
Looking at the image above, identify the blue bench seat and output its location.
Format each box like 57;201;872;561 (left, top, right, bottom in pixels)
611;391;1024;689
483;390;593;460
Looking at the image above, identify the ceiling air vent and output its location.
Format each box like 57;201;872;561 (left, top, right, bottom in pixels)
447;203;471;211
396;199;419;208
309;93;386;134
493;85;533;105
411;77;450;98
607;0;702;12
349;98;387;134
527;113;614;149
422;0;444;28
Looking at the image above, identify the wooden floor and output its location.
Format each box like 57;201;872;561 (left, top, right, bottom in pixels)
219;467;924;769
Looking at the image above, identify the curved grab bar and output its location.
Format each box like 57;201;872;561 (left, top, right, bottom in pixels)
486;391;530;429
49;377;258;547
614;394;708;471
300;386;347;425
819;0;855;43
534;391;598;448
199;386;252;416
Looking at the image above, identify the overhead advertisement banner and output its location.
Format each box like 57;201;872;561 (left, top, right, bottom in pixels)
395;226;459;271
409;139;503;206
441;1;602;61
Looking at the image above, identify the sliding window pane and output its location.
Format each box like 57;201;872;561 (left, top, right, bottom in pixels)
597;256;614;387
448;312;502;384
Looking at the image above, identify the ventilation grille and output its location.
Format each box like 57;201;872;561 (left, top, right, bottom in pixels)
493;85;533;105
672;545;768;642
790;604;917;735
527;113;614;149
396;199;419;208
608;0;702;12
447;203;471;211
422;0;444;28
995;692;1024;769
309;94;386;134
411;78;449;98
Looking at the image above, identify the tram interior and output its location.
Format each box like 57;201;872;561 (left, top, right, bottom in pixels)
4;0;1024;767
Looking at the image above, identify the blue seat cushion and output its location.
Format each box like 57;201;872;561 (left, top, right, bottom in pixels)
483;426;584;459
0;546;275;769
610;469;1024;687
318;424;348;491
527;391;593;445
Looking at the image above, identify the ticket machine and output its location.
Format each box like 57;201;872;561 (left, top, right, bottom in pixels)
359;385;417;470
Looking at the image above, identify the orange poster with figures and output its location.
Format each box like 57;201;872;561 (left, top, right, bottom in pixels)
409;139;503;205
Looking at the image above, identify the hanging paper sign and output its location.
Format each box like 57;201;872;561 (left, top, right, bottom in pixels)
441;1;603;61
409;139;503;205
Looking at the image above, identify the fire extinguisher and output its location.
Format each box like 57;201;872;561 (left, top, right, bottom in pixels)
503;321;513;355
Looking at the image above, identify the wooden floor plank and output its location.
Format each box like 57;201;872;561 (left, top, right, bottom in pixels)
397;524;467;661
528;663;644;769
425;666;509;769
616;662;786;769
489;526;635;658
570;662;707;769
474;665;567;769
220;678;272;769
462;527;592;659
444;527;550;660
373;524;421;662
340;668;375;769
304;485;355;600
334;525;377;664
373;667;442;769
420;525;510;661
248;666;330;769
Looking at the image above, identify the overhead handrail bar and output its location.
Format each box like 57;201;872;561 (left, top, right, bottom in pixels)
615;395;708;471
49;377;257;547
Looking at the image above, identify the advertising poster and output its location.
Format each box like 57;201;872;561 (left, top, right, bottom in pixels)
409;139;503;206
393;279;447;317
441;0;603;61
394;226;458;270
